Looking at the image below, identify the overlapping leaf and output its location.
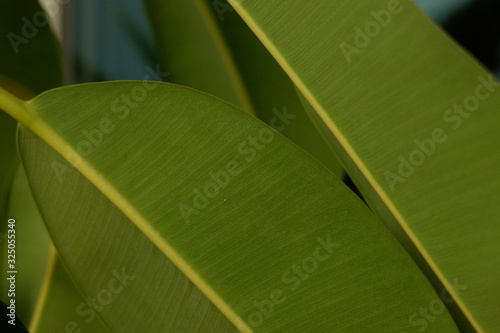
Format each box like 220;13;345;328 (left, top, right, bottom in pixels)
226;0;500;330
0;81;458;331
143;0;252;111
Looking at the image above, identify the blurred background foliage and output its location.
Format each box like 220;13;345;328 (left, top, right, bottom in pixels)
52;0;498;83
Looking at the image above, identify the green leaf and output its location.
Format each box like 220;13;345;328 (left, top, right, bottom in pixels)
226;0;500;330
21;125;236;332
0;166;51;326
206;0;344;177
143;0;252;111
0;112;18;222
0;0;62;93
29;251;109;333
0;82;458;331
1;166;105;333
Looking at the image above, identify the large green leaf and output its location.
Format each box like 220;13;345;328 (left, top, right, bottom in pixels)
143;0;252;111
226;0;500;330
0;82;458;331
